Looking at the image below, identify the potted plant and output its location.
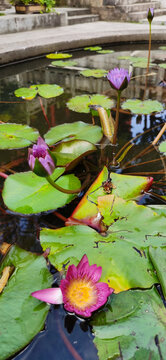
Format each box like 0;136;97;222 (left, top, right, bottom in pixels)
10;0;56;14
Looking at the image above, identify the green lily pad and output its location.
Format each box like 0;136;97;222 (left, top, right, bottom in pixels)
159;46;166;50
44;121;103;146
0;246;52;360
40;225;157;293
97;50;114;54
51;60;77;67
122;99;163;115
80;69;108;78
118;56;154;68
84;46;102;51
46;53;72;59
159;63;166;69
15;84;64;100
52;139;96;167
0;123;39;149
149;247;166;299
67;95;113;113
2;168;81;214
159;140;166;154
92;288;166;360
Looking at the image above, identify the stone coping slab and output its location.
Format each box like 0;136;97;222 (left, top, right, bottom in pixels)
1;21;166;65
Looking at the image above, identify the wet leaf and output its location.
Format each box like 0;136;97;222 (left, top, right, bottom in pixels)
40;225;157;293
67;95;113;113
0;123;39;149
51;60;77;67
46;53;72;59
0;246;52;360
44;121;103;145
80;69;108;78
14;84;64;100
92;288;166;360
84;46;102;51
14;87;37;100
52;139;96;167
149;247;166;299
2;168;80;214
122;99;163;115
159;141;166;154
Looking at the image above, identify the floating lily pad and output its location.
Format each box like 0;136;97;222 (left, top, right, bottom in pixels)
67;95;113;113
97;50;114;54
46;53;72;59
159;46;166;50
2;168;80;214
44;121;103;146
118;55;154;68
40;225;157;293
51;60;77;67
122;99;163;115
159;63;166;69
15;84;64;100
159;140;166;154
53;139;96;167
0;123;39;149
0;246;52;360
92;288;166;360
80;69;108;78
149;247;166;299
84;46;102;51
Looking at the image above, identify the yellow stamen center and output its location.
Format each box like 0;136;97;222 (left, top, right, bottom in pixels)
66;279;97;310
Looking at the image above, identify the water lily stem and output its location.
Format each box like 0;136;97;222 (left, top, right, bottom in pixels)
46;176;80;194
113;90;121;145
152;123;166;145
147;22;151;75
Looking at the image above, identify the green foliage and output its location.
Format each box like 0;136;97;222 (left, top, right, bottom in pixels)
44;121;103;145
15;84;64;100
92;288;166;360
0;246;52;360
149;247;166;299
0;123;39;149
2;168;80;214
67;95;113;113
118;55;154;68
122;99;163;114
46;53;72;59
51;60;77;67
80;69;108;78
159;63;166;69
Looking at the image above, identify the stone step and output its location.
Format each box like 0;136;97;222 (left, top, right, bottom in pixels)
129;8;166;20
116;2;160;13
68;14;100;25
64;8;90;16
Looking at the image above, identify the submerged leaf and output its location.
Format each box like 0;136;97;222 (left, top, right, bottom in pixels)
122;99;163;115
67;94;113;113
0;246;52;360
0;123;39;149
51;60;77;67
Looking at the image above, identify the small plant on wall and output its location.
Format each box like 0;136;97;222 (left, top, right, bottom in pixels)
10;0;56;13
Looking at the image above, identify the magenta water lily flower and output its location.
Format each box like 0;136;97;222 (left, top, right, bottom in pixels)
107;67;130;92
28;137;55;177
31;254;114;318
147;8;154;22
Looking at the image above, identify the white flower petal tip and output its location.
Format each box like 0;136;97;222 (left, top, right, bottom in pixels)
31;287;63;305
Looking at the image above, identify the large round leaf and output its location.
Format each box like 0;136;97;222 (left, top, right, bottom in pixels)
67;95;113;113
2;168;81;214
122;99;163;115
80;69;108;78
92;288;166;360
14;84;64;100
149;247;166;299
44;121;103;146
40;225;157;293
0;123;39;149
52;139;96;167
14;87;37;100
0;246;52;360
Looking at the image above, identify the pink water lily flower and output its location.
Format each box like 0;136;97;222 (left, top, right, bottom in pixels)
31;255;114;318
107;67;130;92
28;137;55;177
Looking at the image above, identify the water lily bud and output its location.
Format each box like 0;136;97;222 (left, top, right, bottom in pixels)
147;8;154;23
107;68;130;92
28;137;56;177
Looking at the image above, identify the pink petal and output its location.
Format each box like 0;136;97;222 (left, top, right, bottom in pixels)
77;254;89;271
31;287;63;304
37;136;48;149
28;153;35;170
65;264;78;281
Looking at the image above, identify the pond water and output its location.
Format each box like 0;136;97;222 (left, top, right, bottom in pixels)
0;43;166;360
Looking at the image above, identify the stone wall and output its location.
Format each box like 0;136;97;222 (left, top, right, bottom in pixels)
0;0;11;10
91;5;127;21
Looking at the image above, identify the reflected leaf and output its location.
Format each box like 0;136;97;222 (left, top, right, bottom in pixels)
0;123;39;149
80;69;108;78
46;53;72;59
0;246;52;360
67;94;113;113
97;50;114;54
122;99;163;115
